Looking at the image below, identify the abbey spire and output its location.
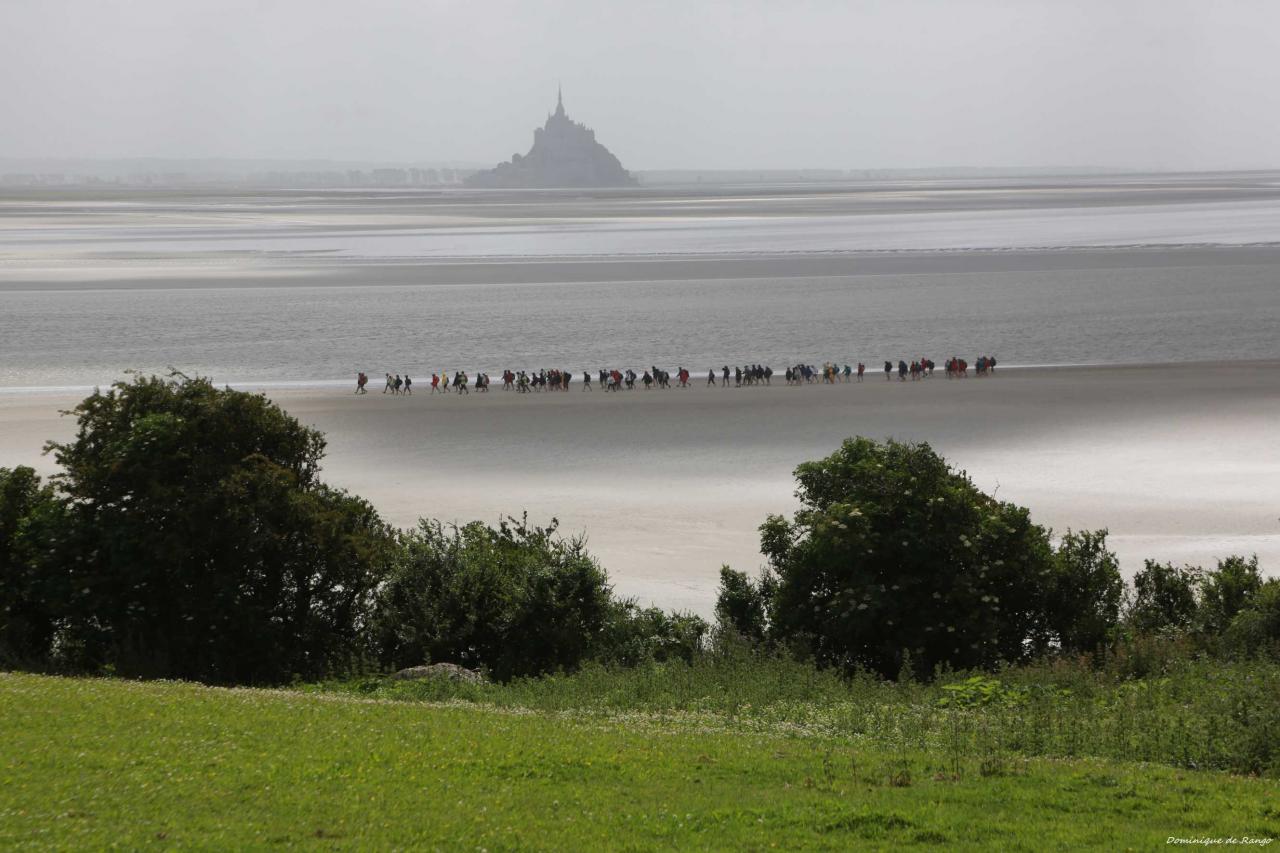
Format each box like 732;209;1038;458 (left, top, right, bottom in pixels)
465;88;637;188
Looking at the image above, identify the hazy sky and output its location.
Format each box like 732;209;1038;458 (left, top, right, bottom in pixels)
3;0;1279;170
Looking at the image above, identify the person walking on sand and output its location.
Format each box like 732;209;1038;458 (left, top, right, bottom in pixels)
582;370;592;391
356;372;368;394
383;373;394;393
430;373;440;393
403;375;412;395
857;362;865;382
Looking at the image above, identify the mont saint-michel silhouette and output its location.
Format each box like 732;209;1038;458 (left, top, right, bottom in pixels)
465;89;637;188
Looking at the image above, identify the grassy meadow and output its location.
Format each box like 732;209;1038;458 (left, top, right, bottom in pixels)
313;649;1280;777
2;668;1278;850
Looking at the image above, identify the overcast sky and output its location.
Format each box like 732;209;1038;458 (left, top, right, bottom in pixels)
3;0;1279;171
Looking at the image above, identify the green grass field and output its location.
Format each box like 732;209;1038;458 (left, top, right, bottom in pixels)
2;672;1277;850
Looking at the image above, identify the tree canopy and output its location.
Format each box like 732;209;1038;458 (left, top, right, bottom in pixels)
41;374;394;683
719;438;1133;677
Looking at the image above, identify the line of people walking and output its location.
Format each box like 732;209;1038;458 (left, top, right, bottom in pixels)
357;355;998;396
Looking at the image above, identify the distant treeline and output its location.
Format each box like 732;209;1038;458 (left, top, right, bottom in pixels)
637;167;1136;185
1;375;1275;685
0;158;485;188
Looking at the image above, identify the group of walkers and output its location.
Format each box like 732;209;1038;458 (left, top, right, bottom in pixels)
427;371;491;393
354;371;503;395
884;359;934;381
354;372;417;394
588;367;683;391
784;363;867;384
867;355;1000;382
357;355;998;396
503;369;576;392
952;355;998;376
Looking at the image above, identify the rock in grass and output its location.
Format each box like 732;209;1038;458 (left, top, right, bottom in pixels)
391;663;487;684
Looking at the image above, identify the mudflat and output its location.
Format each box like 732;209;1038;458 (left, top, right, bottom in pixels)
4;360;1277;613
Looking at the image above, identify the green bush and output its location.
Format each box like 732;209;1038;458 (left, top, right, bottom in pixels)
43;374;395;683
746;437;1059;677
0;467;66;665
1126;560;1201;634
1227;579;1280;656
1047;529;1123;653
374;515;616;680
935;675;1037;709
597;600;709;667
714;565;773;646
1199;555;1263;636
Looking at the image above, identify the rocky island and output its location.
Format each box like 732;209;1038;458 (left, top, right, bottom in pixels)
465;89;637;188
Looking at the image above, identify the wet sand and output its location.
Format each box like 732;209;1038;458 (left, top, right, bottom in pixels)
3;361;1277;614
9;174;1280;289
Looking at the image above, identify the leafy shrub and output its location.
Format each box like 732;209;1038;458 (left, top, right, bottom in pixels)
1227;579;1280;656
597;600;709;667
0;467;66;665
373;515;615;680
43;374;395;683
1047;528;1123;653
713;565;773;646
740;437;1059;677
936;675;1033;708
1199;555;1263;636
1096;630;1199;680
1126;560;1201;634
